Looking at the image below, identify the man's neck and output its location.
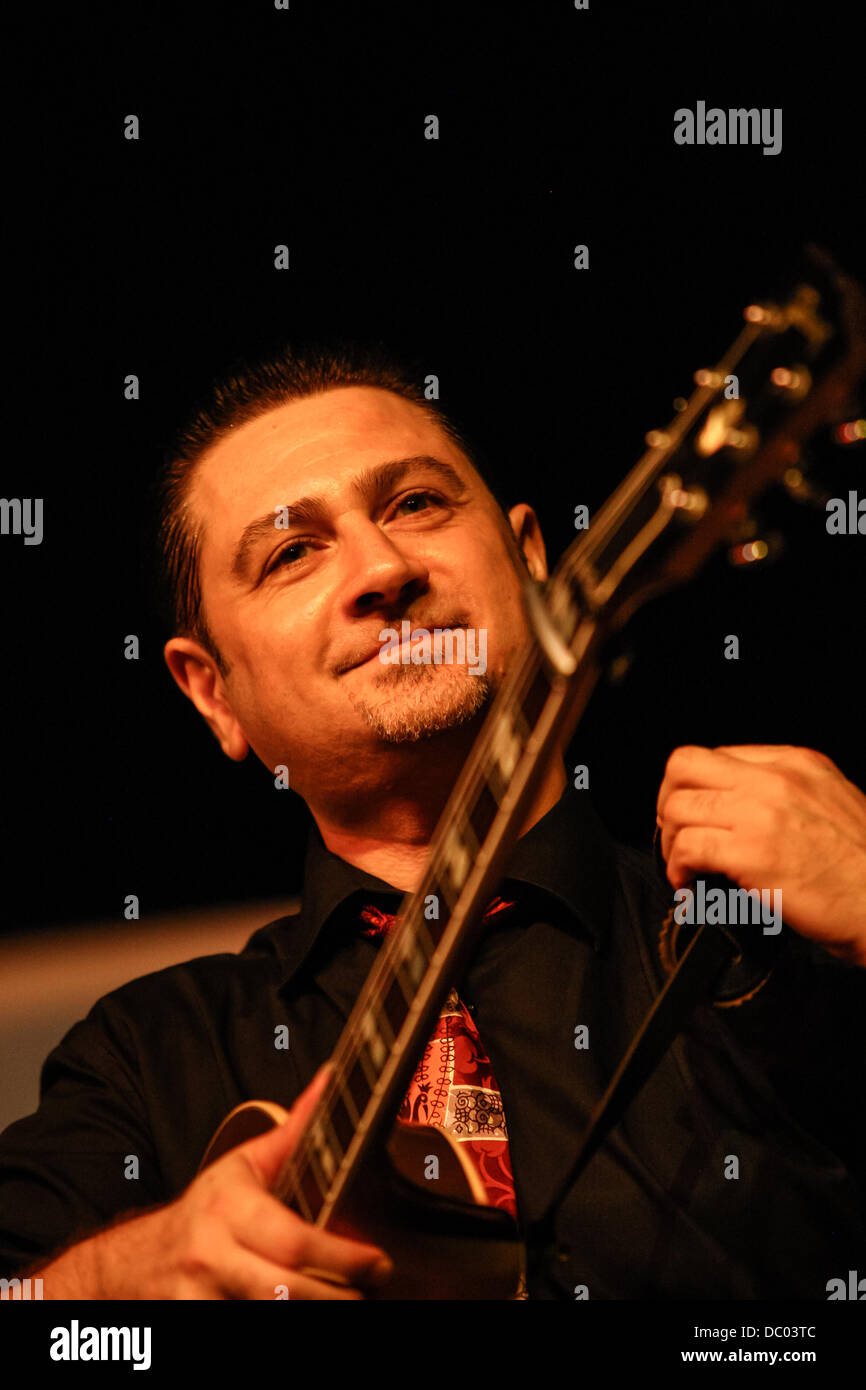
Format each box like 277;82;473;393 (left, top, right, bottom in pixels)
313;756;568;892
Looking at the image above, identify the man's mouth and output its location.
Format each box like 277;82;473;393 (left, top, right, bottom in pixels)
335;621;469;675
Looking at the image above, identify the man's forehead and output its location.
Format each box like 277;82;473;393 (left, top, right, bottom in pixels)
189;385;466;522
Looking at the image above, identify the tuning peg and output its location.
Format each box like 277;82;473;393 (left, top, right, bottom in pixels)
727;531;784;568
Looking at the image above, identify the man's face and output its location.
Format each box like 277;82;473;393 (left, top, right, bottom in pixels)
166;386;547;807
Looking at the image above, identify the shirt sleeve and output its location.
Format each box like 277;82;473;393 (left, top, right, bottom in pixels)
0;1003;166;1280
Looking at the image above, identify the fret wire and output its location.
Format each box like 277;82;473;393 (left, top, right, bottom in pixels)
390;955;416;1008
344;1055;373;1118
483;740;511;805
370;998;395;1051
432;870;461;915
521;661;552;731
309;1117;337;1184
298;1162;326;1220
328;1091;355;1152
304;1143;330;1208
394;919;432;987
361;1005;391;1067
355;1035;380;1091
289;1169;313;1222
468;770;502;849
320;1110;344;1166
393;906;437;964
414;882;452;941
379;969;411;1038
339;1074;361;1127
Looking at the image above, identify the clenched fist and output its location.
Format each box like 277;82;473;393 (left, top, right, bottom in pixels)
656;744;866;969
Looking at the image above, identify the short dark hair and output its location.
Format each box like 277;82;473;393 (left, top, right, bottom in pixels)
150;339;508;675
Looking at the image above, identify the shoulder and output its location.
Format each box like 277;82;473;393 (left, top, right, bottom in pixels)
51;909;304;1062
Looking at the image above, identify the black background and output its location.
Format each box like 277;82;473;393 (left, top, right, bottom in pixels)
4;0;864;933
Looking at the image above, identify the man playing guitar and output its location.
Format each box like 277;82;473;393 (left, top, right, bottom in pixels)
1;336;864;1299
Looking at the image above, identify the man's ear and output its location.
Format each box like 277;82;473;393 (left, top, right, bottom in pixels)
163;637;249;761
506;503;549;583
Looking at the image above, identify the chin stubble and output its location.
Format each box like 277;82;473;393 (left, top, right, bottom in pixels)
349;664;494;744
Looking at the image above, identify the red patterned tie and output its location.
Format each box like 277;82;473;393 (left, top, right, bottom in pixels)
358;896;519;1221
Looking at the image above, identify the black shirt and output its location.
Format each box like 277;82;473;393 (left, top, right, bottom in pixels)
1;786;864;1297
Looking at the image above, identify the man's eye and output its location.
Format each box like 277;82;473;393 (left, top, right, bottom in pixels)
392;490;444;516
271;540;309;569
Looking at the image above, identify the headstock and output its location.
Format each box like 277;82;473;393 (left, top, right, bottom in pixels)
551;247;866;642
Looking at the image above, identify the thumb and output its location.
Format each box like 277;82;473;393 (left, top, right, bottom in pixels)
234;1062;335;1189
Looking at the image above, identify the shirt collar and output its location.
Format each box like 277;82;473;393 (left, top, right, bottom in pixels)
272;783;617;991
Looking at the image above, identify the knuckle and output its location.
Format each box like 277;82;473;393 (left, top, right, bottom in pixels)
764;800;787;833
675;826;702;859
281;1232;310;1270
763;767;793;798
666;746;694;774
199;1185;234;1223
178;1229;216;1281
274;1212;316;1269
802;746;834;771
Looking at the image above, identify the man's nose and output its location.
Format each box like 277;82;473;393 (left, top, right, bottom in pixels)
339;521;430;617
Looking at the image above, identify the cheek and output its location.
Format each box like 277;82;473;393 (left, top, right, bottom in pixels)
461;540;522;608
227;631;306;720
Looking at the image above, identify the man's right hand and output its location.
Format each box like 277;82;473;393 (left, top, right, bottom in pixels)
35;1064;394;1299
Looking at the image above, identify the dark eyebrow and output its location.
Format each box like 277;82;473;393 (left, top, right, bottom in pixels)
230;454;470;581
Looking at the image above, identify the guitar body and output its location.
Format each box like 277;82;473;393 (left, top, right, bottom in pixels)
201;1102;525;1299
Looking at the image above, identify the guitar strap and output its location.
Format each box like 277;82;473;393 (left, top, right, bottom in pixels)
524;864;784;1277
